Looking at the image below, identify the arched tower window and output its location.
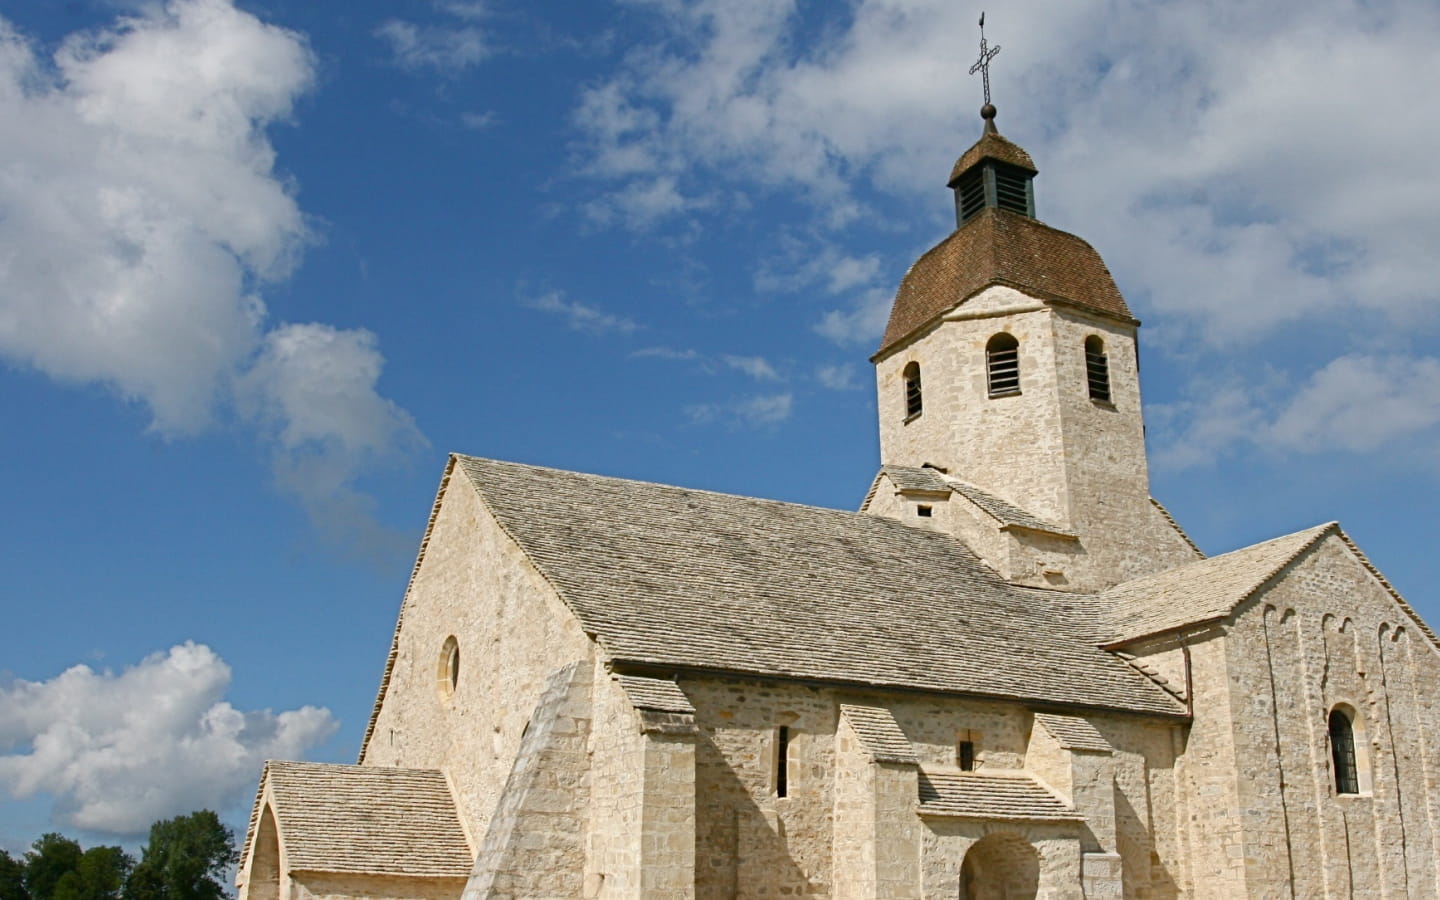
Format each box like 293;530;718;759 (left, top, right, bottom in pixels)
1085;336;1111;403
903;362;922;419
1329;708;1360;795
986;333;1020;397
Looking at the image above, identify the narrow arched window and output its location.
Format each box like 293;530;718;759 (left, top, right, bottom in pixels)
1085;336;1111;403
1329;708;1359;794
903;362;922;419
986;333;1020;397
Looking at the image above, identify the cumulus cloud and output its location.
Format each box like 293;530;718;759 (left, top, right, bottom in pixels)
524;290;640;335
0;643;336;836
0;1;421;557
815;363;859;391
572;0;1440;466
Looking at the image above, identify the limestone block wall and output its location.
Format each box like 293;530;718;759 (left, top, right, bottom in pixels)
873;288;1198;592
361;467;595;842
832;715;922;900
293;874;467;900
679;674;1182;898
921;821;1082;900
1205;534;1440;897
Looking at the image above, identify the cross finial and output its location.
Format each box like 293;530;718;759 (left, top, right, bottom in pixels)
968;11;1001;128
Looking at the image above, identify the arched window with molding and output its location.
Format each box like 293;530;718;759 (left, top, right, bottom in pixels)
1329;707;1360;794
986;333;1020;397
903;362;922;419
1085;335;1111;403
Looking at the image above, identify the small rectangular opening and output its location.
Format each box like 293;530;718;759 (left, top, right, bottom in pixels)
917;504;933;518
959;740;975;771
776;726;790;797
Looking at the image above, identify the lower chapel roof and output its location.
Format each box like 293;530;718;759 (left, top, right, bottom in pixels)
451;455;1186;718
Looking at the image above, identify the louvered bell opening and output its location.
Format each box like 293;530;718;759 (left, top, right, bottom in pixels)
905;370;923;418
955;168;986;223
986;334;1021;397
993;164;1033;217
1085;338;1111;403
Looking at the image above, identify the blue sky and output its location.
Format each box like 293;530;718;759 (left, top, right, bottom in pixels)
2;0;1438;849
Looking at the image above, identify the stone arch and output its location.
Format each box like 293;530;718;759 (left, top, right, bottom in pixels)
248;804;281;900
959;831;1040;900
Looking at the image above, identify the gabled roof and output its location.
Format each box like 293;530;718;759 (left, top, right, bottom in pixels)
248;761;472;878
1033;713;1112;753
874;465;1073;536
918;771;1080;821
1101;523;1333;646
455;455;1185;718
875;207;1134;358
839;703;919;765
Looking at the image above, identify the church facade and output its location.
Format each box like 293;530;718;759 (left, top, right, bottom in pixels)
235;108;1440;899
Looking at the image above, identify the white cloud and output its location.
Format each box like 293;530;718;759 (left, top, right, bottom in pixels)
0;643;336;836
524;290;640;335
459;110;498;130
722;354;780;381
0;1;422;557
815;287;891;347
573;0;1440;466
630;346;700;360
1269;355;1440;454
816;363;858;390
687;391;793;427
375;19;489;73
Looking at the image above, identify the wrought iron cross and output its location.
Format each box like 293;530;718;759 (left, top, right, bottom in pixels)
968;12;1000;107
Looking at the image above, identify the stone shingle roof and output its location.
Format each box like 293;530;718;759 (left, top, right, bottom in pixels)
948;129;1037;185
945;479;1074;537
616;675;695;713
1101;523;1333;645
875;208;1135;358
1033;713;1112;753
875;466;1073;536
839;704;919;765
253;761;472;878
456;456;1184;717
918;771;1081;821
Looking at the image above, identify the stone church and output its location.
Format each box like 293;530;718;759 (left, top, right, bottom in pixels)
235;106;1440;899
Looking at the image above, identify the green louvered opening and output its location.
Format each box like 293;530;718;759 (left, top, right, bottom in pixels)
955;168;986;223
993;164;1033;216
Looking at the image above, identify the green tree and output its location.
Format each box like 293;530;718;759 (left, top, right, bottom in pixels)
0;850;30;900
22;835;81;900
123;813;235;900
52;847;132;900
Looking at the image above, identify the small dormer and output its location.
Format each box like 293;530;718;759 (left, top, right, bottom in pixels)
947;105;1037;227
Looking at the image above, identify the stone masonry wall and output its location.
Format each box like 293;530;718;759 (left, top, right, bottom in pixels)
361;469;595;843
679;674;1182;898
1212;534;1440;897
873;288;1198;592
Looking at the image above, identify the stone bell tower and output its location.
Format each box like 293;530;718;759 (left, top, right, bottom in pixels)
866;105;1199;592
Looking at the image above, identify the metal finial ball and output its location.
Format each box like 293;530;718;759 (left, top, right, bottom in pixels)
981;103;997;120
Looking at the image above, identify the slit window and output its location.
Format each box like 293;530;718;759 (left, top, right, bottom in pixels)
959;740;976;771
903;362;923;419
1085;336;1111;403
1329;709;1359;795
776;726;790;797
986;333;1021;397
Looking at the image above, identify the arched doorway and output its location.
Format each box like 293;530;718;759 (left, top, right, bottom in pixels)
958;832;1040;900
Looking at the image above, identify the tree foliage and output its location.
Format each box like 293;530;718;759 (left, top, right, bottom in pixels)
123;812;236;900
3;812;233;900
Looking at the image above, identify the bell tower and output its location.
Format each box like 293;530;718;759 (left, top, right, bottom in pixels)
865;100;1200;591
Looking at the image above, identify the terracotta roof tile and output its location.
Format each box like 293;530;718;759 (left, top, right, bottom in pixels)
918;771;1081;821
876;208;1134;357
948;131;1037;185
257;761;472;878
455;455;1184;717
